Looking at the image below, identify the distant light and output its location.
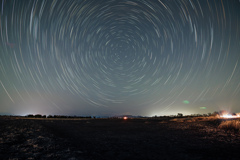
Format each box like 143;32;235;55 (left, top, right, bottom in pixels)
220;114;240;119
183;100;189;104
123;116;128;120
200;107;206;109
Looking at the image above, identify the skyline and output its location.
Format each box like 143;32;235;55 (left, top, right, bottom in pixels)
0;0;240;116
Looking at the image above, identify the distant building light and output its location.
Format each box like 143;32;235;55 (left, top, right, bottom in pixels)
220;114;240;119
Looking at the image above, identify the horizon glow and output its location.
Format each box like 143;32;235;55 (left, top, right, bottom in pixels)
0;0;240;116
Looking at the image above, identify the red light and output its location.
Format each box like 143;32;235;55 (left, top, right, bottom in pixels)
123;117;128;120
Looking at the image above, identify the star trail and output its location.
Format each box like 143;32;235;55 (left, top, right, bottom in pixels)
0;0;240;116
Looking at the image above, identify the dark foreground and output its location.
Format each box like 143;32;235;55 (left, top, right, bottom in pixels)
1;117;240;160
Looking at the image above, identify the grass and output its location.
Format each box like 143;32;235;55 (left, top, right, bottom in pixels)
218;120;240;132
169;116;219;123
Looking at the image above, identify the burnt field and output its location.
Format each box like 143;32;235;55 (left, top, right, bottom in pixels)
1;117;240;160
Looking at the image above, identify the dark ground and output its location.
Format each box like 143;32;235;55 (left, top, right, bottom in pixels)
1;117;240;160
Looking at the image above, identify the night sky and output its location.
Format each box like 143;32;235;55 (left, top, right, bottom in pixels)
0;0;240;116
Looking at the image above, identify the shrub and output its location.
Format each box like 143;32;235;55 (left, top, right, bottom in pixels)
27;114;34;117
35;114;42;118
47;115;53;118
218;120;240;132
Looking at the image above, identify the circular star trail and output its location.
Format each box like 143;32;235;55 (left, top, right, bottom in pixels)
0;0;240;116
